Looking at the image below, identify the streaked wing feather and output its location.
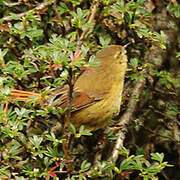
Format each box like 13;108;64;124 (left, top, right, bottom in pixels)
10;88;103;112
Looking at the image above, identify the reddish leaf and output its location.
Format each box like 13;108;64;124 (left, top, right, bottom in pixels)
0;24;9;31
80;66;87;70
46;166;57;179
70;49;82;61
49;166;57;172
51;64;63;70
121;169;134;179
98;133;108;144
49;171;57;178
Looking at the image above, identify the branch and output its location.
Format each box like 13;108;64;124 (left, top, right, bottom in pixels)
65;68;74;127
62;67;74;172
80;0;99;40
2;1;22;7
3;1;51;21
110;78;145;162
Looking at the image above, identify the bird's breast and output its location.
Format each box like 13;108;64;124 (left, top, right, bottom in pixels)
70;82;123;131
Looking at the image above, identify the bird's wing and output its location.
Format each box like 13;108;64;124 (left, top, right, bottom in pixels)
48;87;102;111
9;87;102;112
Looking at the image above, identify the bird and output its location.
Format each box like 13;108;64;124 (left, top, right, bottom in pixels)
9;45;127;131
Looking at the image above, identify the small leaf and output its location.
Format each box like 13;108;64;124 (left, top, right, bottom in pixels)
80;160;91;172
130;58;139;68
151;153;164;163
69;124;76;135
29;135;43;148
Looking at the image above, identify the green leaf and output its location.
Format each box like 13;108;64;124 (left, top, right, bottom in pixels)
176;52;180;58
151;153;164;163
80;160;91;173
0;165;10;178
118;146;130;157
120;159;132;171
99;36;111;47
15;107;32;117
35;109;48;116
29;135;43;148
45;146;61;158
69;124;76;135
57;2;69;15
44;157;52;167
79;125;92;136
130;58;139;68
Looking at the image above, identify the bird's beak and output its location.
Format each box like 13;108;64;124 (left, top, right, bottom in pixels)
124;42;131;48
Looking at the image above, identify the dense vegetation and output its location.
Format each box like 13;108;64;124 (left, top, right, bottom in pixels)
0;0;180;179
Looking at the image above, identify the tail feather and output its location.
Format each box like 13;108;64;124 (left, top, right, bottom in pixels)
9;90;43;103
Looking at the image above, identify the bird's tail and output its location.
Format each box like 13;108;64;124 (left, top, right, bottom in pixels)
9;90;44;103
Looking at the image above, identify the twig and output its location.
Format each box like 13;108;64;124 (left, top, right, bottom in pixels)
65;68;74;127
14;136;29;153
154;109;177;122
2;1;22;7
110;78;145;162
3;1;51;21
2;101;8;125
79;0;99;40
162;170;170;180
144;126;180;143
52;0;62;23
62;67;74;172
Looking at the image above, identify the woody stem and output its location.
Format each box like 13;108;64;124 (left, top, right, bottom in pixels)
62;67;74;172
